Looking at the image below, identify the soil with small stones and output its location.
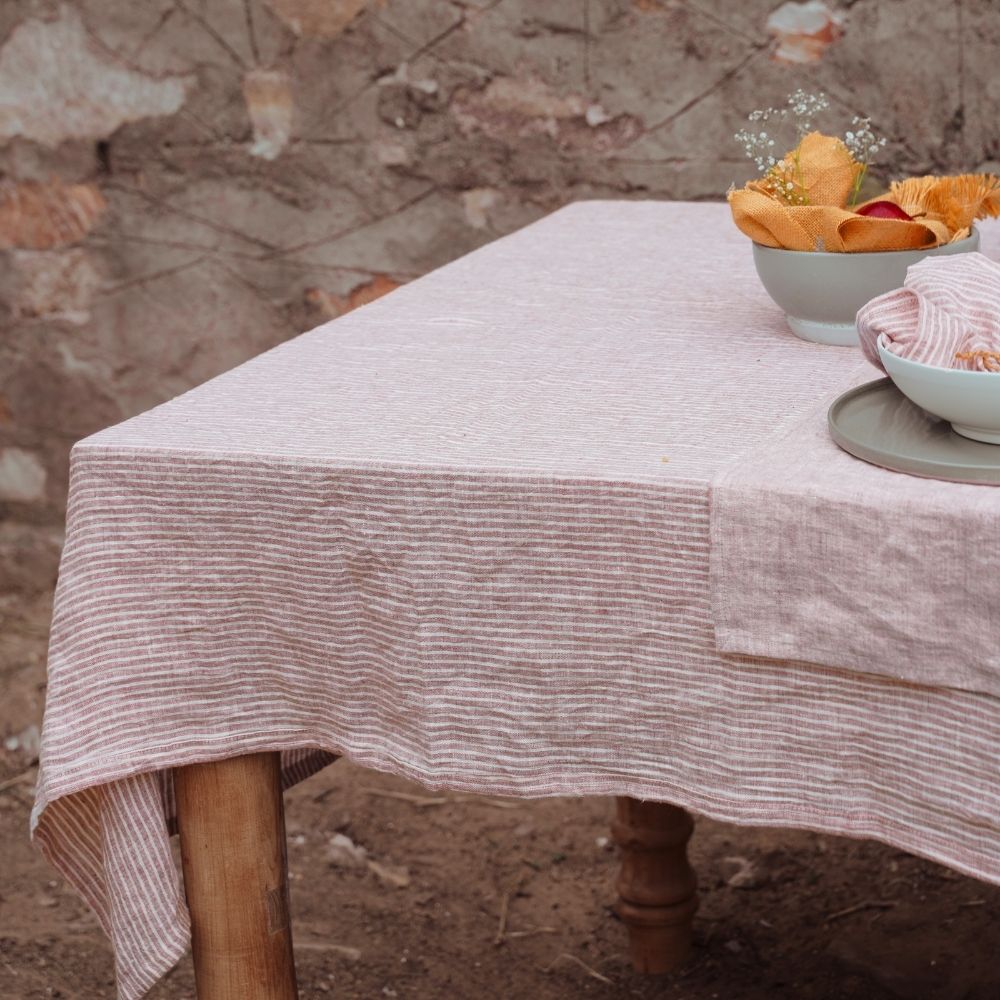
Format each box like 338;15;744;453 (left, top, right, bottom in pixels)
2;592;999;1000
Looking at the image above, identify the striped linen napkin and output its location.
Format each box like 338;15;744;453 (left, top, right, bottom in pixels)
857;251;1000;372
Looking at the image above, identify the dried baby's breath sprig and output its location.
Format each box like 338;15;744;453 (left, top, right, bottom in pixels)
734;90;830;177
735;92;889;207
786;88;830;133
760;157;809;206
734;128;776;175
843;116;886;163
844;116;887;206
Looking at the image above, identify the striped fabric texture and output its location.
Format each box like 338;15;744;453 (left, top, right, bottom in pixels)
857;251;1000;371
33;202;1000;999
712;381;1000;698
713;243;1000;689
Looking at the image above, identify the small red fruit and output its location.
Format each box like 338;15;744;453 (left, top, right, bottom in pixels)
854;200;914;221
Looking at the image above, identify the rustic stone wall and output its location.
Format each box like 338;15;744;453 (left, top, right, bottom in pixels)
1;0;997;597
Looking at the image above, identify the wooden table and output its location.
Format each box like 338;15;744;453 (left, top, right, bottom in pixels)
174;752;697;998
35;203;1000;998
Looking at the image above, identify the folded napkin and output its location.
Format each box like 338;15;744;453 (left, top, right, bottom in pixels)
728;132;950;252
857;251;1000;372
729;187;947;253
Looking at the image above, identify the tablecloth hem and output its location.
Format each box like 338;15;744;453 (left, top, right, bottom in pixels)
69;440;714;492
707;362;1000;700
34;732;1000;888
710;635;990;701
33;716;1000;1000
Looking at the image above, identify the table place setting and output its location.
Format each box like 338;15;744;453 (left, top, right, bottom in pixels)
714;91;1000;750
724;90;1000;485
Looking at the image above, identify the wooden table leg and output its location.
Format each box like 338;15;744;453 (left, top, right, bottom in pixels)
611;797;698;974
175;751;298;1000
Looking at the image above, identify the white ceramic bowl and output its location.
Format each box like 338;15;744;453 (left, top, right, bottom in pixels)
753;229;980;347
878;336;1000;444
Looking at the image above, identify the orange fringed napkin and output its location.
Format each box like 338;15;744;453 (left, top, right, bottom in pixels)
889;173;1000;240
729;188;944;252
728;132;999;252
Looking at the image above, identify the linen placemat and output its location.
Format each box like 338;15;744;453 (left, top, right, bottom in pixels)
711;225;1000;697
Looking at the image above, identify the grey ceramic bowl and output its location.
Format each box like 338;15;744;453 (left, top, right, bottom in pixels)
752;228;980;346
878;336;1000;444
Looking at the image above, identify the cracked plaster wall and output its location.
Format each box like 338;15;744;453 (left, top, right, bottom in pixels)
1;0;998;596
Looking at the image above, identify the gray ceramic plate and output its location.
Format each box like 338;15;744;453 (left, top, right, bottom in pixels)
829;378;1000;485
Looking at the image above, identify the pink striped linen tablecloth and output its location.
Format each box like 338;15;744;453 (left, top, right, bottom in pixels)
34;201;1000;999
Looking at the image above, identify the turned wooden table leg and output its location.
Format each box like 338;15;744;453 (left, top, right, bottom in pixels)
175;751;298;1000
611;797;698;974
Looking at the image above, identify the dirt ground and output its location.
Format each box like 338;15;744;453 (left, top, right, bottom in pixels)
2;591;999;1000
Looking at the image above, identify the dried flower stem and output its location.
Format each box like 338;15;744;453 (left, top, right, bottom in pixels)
735;94;886;208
